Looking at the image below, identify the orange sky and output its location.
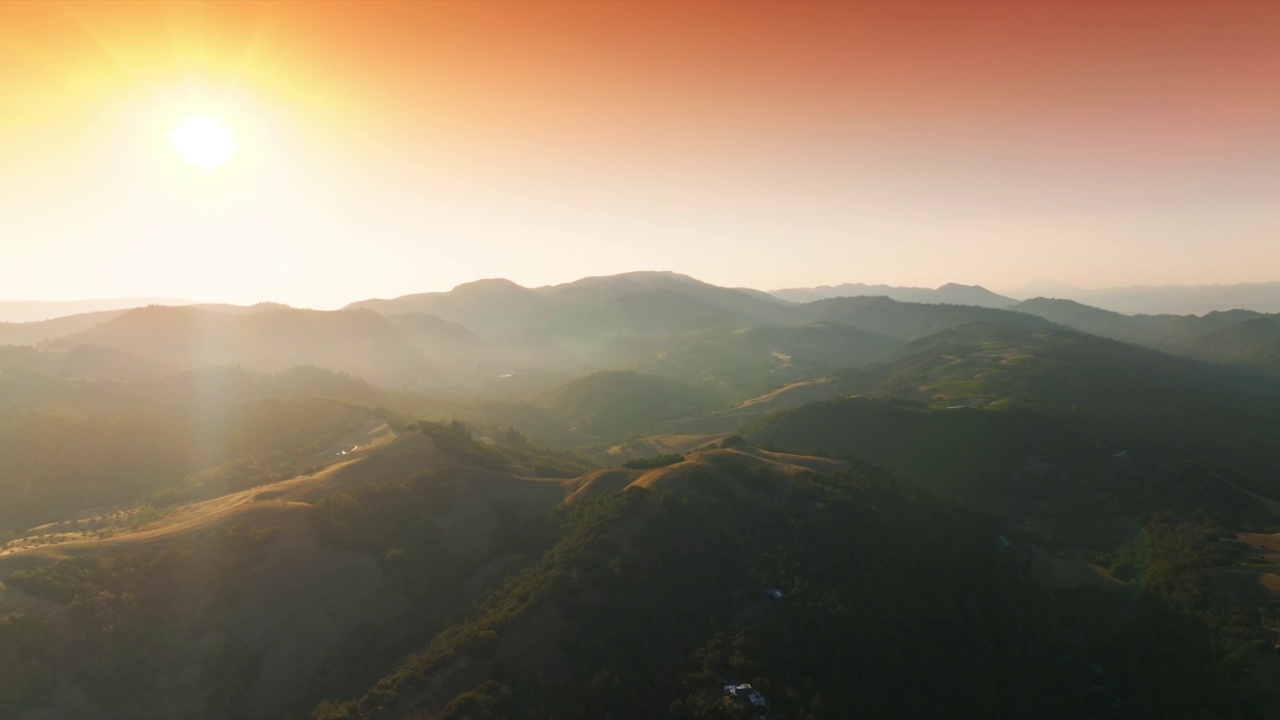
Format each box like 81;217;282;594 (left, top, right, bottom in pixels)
2;1;1278;306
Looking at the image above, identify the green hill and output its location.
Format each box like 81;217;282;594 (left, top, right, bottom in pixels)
741;322;1280;533
1015;298;1280;374
0;359;410;534
312;448;1258;719
1172;316;1280;372
0;426;584;719
635;322;901;399
535;370;725;440
1012;297;1170;344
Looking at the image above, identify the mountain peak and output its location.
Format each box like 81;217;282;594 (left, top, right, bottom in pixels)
450;277;530;293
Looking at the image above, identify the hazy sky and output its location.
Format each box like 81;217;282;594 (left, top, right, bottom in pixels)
3;1;1278;308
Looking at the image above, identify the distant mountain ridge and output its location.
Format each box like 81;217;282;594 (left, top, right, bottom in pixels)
346;271;794;335
775;280;1280;315
55;305;437;386
3;273;1058;394
1013;297;1280;374
770;282;1017;308
12;271;1280;394
0;298;196;323
1029;281;1280;315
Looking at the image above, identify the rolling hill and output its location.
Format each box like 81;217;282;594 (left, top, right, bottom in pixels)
0;298;193;324
0;309;128;346
535;370;725;441
741;322;1280;533
308;440;1260;719
56;305;438;387
345;278;550;337
0;429;576;719
634;322;901;399
1015;298;1280;374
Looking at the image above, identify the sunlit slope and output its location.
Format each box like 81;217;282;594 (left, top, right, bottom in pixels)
58;305;437;385
0;361;407;534
564;445;844;503
314;446;1141;720
0;429;577;719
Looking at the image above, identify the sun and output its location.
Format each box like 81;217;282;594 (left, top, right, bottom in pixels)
169;116;235;169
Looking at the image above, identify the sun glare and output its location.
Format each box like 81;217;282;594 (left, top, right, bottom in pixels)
169;116;235;169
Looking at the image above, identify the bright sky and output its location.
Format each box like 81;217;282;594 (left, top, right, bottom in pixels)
2;1;1278;308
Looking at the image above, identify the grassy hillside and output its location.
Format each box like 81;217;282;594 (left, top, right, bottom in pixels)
314;447;1267;719
740;322;1280;539
0;359;414;535
635;322;901;399
535;370;725;441
0;422;598;719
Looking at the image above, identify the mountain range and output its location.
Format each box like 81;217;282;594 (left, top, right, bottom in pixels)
770;281;1018;308
0;298;195;323
5;270;1280;717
